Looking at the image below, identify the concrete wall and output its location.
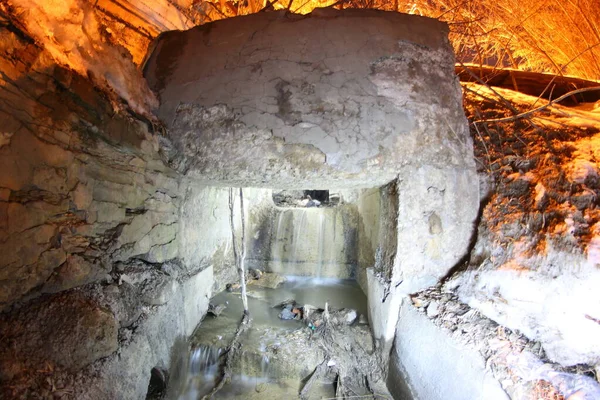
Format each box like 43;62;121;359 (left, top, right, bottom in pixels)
355;187;380;291
145;9;476;189
352;183;401;352
144;8;479;297
180;185;272;292
388;299;509;400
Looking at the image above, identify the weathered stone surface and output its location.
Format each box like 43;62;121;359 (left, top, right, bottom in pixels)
0;292;118;373
145;9;476;190
0;25;182;310
42;254;110;294
97;283;144;328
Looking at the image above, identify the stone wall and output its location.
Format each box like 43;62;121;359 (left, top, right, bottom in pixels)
0;26;180;312
0;24;220;399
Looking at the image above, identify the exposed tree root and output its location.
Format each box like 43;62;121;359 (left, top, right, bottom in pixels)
228;188;249;313
299;358;330;400
201;313;251;400
297;304;387;399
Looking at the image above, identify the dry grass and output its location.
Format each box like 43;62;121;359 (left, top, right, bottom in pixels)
189;0;600;81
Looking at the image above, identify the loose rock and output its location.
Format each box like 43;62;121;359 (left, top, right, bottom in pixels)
427;301;440;318
208;303;227;317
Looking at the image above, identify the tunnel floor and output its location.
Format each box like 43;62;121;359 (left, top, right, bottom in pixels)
168;276;391;399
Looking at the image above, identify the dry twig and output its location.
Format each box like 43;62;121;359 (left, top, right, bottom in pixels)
475;86;600;123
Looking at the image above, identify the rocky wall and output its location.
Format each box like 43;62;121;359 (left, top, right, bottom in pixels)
0;24;216;399
0;26;180;312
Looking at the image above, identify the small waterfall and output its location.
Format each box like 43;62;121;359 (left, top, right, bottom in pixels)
269;207;352;279
189;345;222;376
272;211;286;272
290;209;308;267
316;211;326;278
175;344;223;400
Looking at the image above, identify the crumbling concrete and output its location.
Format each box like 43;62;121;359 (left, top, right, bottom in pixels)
145;7;480;298
145;9;477;188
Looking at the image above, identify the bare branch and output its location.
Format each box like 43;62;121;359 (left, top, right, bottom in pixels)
475;86;600;124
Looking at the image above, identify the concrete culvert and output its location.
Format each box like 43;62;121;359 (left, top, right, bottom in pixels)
3;2;600;399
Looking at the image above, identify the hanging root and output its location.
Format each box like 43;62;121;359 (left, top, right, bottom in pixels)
201;313;251;400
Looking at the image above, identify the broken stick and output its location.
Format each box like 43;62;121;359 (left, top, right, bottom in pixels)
201;313;251;399
299;358;329;400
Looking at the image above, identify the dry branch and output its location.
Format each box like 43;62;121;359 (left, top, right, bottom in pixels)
238;188;248;314
201;313;251;400
475;86;600;123
228;188;248;314
299;358;329;399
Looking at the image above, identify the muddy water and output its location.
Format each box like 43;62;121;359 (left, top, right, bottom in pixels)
170;277;368;399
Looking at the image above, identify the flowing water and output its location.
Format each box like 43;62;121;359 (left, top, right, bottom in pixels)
169;206;367;399
268;208;348;279
171;278;368;399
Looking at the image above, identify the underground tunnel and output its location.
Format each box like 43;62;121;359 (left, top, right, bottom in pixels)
1;2;600;400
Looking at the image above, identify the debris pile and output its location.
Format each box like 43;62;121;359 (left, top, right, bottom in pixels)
270;299;385;399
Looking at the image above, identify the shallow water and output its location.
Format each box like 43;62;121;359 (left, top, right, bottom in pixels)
172;277;368;399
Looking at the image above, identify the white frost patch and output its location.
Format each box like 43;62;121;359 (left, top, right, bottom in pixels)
587;223;600;266
454;259;600;366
